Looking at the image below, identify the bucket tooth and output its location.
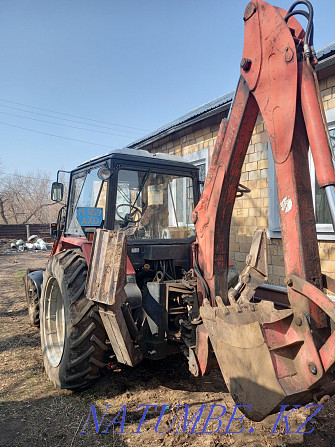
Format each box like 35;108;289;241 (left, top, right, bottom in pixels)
215;296;230;315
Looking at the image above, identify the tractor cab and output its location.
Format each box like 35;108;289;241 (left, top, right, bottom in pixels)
51;147;201;277
62;148;200;241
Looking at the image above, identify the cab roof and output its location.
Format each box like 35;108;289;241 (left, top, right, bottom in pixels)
77;147;197;171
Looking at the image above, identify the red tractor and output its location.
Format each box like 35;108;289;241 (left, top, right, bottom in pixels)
25;0;335;422
25;148;240;387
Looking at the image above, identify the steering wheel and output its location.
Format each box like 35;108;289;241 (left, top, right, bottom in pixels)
116;203;142;224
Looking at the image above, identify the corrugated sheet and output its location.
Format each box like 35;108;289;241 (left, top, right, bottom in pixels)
128;91;234;148
317;41;335;59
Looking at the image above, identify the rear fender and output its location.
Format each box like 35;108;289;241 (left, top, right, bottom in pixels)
24;269;44;299
51;236;92;265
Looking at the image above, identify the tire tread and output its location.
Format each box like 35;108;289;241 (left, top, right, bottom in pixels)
40;250;108;391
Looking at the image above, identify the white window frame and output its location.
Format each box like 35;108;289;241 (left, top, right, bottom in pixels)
268;108;335;240
168;177;189;227
165;147;209;228
182;148;209;183
169;145;210;227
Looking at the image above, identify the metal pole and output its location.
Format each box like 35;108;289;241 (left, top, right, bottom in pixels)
26;224;30;241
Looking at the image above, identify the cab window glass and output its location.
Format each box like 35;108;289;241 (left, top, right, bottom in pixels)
66;167;107;236
115;169;195;239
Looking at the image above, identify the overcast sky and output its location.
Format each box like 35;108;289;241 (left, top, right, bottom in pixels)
0;0;334;179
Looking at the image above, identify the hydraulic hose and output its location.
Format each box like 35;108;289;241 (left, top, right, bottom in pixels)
286;0;314;46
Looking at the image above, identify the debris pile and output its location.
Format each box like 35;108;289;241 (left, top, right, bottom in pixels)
7;235;49;254
26;234;48;251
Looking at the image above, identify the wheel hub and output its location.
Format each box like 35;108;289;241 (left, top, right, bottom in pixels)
43;277;65;367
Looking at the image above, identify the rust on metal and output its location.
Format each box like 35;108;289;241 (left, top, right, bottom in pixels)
195;323;219;375
85;228;143;366
322;273;335;294
85;229;127;306
99;307;143;367
230;229;268;304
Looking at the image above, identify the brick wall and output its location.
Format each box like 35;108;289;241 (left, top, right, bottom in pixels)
230;113;271;276
136;70;335;286
318;74;335;279
320;74;335;111
140;113;226;159
230;71;335;285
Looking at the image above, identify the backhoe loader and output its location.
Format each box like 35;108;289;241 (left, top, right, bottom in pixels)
25;0;335;421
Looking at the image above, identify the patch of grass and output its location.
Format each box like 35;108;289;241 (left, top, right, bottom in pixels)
14;268;27;285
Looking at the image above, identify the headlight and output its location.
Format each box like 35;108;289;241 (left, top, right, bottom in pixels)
98;167;111;180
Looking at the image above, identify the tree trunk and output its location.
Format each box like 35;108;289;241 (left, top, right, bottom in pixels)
0;198;8;224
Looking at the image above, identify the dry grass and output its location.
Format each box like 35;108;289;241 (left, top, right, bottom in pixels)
0;251;335;447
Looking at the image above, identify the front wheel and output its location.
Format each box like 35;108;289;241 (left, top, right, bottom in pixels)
25;276;40;327
40;250;107;390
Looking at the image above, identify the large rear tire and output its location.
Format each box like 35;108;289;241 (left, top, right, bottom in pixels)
40;249;107;390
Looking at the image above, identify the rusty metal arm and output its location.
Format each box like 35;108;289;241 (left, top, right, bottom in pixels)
192;77;259;305
190;0;335;422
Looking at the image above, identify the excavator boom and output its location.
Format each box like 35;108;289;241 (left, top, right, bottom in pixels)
193;0;335;421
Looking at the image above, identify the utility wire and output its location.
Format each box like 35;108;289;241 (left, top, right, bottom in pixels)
0;121;116;148
0;104;145;135
0;170;71;181
0;171;53;181
0;98;149;132
0;111;140;139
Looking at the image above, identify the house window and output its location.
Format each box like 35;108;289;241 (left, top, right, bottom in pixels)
183;148;209;192
268;108;335;240
168;176;194;229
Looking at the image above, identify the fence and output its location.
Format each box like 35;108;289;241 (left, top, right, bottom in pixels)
0;224;50;241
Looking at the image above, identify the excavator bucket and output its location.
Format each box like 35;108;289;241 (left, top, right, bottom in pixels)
201;300;294;421
201;230;335;421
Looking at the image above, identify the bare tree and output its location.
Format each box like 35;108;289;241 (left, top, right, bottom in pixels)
0;196;8;224
0;162;9;224
0;170;64;224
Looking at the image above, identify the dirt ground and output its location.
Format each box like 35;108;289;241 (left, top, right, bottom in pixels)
1;248;335;447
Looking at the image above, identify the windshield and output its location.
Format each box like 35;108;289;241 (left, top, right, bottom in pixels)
115;169;195;239
66;166;107;236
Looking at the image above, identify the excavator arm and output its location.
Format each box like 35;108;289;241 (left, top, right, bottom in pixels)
192;0;335;421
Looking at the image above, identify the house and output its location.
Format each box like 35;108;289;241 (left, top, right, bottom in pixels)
128;42;335;285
